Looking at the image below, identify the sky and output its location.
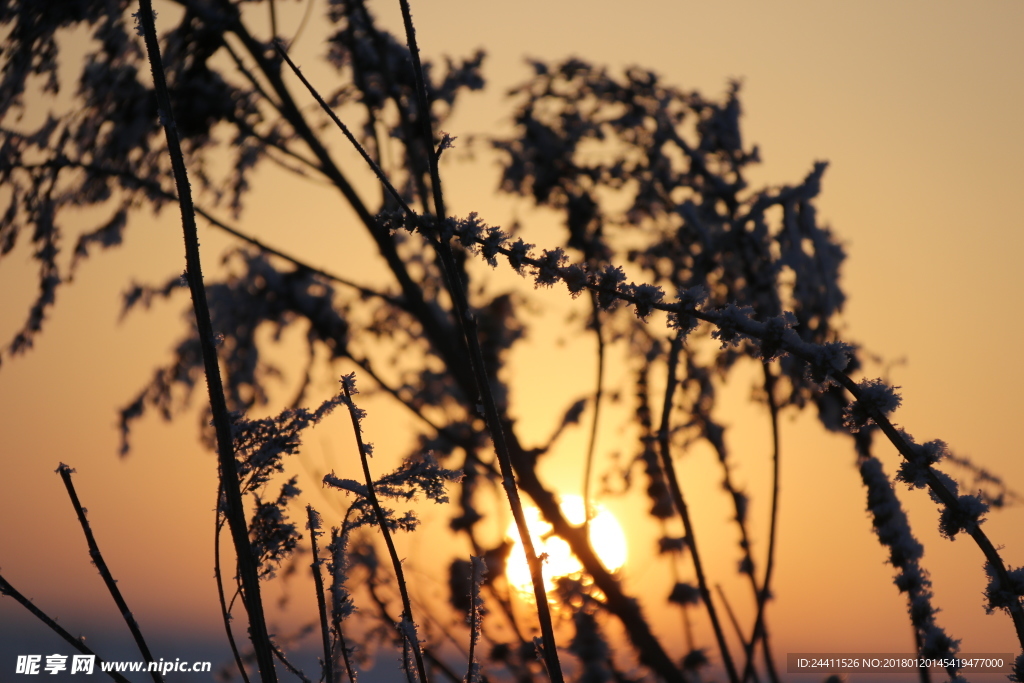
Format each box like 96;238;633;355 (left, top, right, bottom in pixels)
1;1;1023;681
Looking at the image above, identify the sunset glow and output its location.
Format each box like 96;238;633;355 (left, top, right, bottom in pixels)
505;496;627;596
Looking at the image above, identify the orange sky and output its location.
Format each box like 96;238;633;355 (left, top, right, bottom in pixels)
2;1;1023;681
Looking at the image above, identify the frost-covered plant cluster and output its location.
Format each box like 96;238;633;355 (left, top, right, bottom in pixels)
1;1;1023;682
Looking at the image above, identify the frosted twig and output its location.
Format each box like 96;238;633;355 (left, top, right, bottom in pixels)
0;572;133;683
340;376;429;683
57;464;163;683
307;506;334;683
135;2;278;679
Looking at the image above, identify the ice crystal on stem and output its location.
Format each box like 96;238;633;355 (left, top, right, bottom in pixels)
842;378;902;432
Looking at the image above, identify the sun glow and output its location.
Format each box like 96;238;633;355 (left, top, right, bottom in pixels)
505;496;628;596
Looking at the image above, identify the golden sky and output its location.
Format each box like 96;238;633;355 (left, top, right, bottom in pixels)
1;1;1023;680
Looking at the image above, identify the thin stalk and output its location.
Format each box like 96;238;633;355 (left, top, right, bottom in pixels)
365;580;464;683
215;3;478;398
912;620;932;683
275;21;675;680
663;519;696;653
56;464;162;683
430;217;1024;650
715;585;758;683
307;506;334;683
271;644;312;683
340;382;429;683
350;0;432;213
830;371;1024;649
395;2;563;679
214;490;252;683
395;0;446;219
330;525;360;683
135;3;278;680
0;573;133;683
657;333;739;683
677;352;769;672
273;44;413;219
465;556;485;683
582;293;605;528
740;366;781;683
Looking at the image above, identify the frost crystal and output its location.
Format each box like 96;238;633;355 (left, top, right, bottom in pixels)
595;265;626;310
507;238;534;273
631;283;664;320
561;263;589;297
983;562;1024;614
842;378;901;432
937;494;988;539
806;341;853;387
533;248;567;288
479;227;507;267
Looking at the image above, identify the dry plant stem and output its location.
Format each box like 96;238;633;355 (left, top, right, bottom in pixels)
56;465;163;683
16;158;398;306
0;573;133;683
264;31;478;392
340;383;429;683
210;1;478;396
394;2;564;680
466;582;481;683
912;623;931;683
214;497;252;683
829;372;1024;649
349;0;432;213
441;281;566;683
135;3;278;680
657;332;738;683
690;376;775;679
715;585;759;683
271;644;312;683
272;44;412;219
365;580;463;683
457;227;1024;651
582;295;605;527
330;526;360;683
740;366;782;683
396;0;446;218
278;20;685;679
307;506;334;683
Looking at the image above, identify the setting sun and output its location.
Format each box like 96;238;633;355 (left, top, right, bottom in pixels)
505;496;628;595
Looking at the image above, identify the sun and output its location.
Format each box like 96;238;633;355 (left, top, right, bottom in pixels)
505;495;628;596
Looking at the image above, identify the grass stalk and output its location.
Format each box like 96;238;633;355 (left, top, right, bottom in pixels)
278;17;566;681
56;464;162;683
135;3;278;679
394;2;564;678
656;332;739;683
465;556;486;683
582;295;605;530
0;573;133;683
830;372;1024;649
307;505;335;683
329;526;360;683
340;380;429;683
434;214;1024;652
715;584;758;683
213;489;252;683
739;365;782;683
